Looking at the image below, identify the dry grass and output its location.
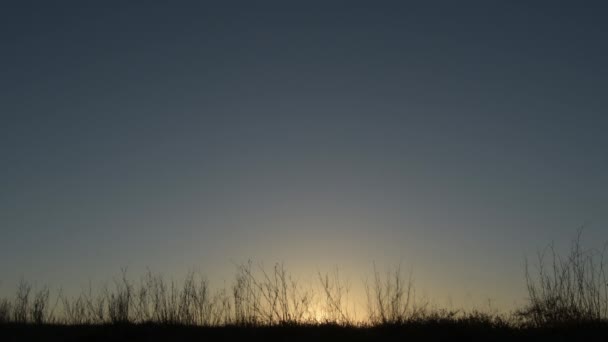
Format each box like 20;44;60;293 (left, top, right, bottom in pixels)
518;228;608;326
0;229;606;329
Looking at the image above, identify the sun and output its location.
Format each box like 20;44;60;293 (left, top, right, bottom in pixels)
312;308;329;323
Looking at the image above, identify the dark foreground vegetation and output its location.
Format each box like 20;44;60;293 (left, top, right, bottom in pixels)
3;320;608;342
1;230;607;341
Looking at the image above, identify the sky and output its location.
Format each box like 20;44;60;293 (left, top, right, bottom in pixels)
1;1;608;313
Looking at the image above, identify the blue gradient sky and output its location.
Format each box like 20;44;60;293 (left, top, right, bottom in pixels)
1;1;607;311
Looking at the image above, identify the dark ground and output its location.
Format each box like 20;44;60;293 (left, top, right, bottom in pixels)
2;322;608;342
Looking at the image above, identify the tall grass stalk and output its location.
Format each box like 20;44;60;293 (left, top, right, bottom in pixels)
519;228;608;325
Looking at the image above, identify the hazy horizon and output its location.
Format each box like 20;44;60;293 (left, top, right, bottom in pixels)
1;1;607;314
